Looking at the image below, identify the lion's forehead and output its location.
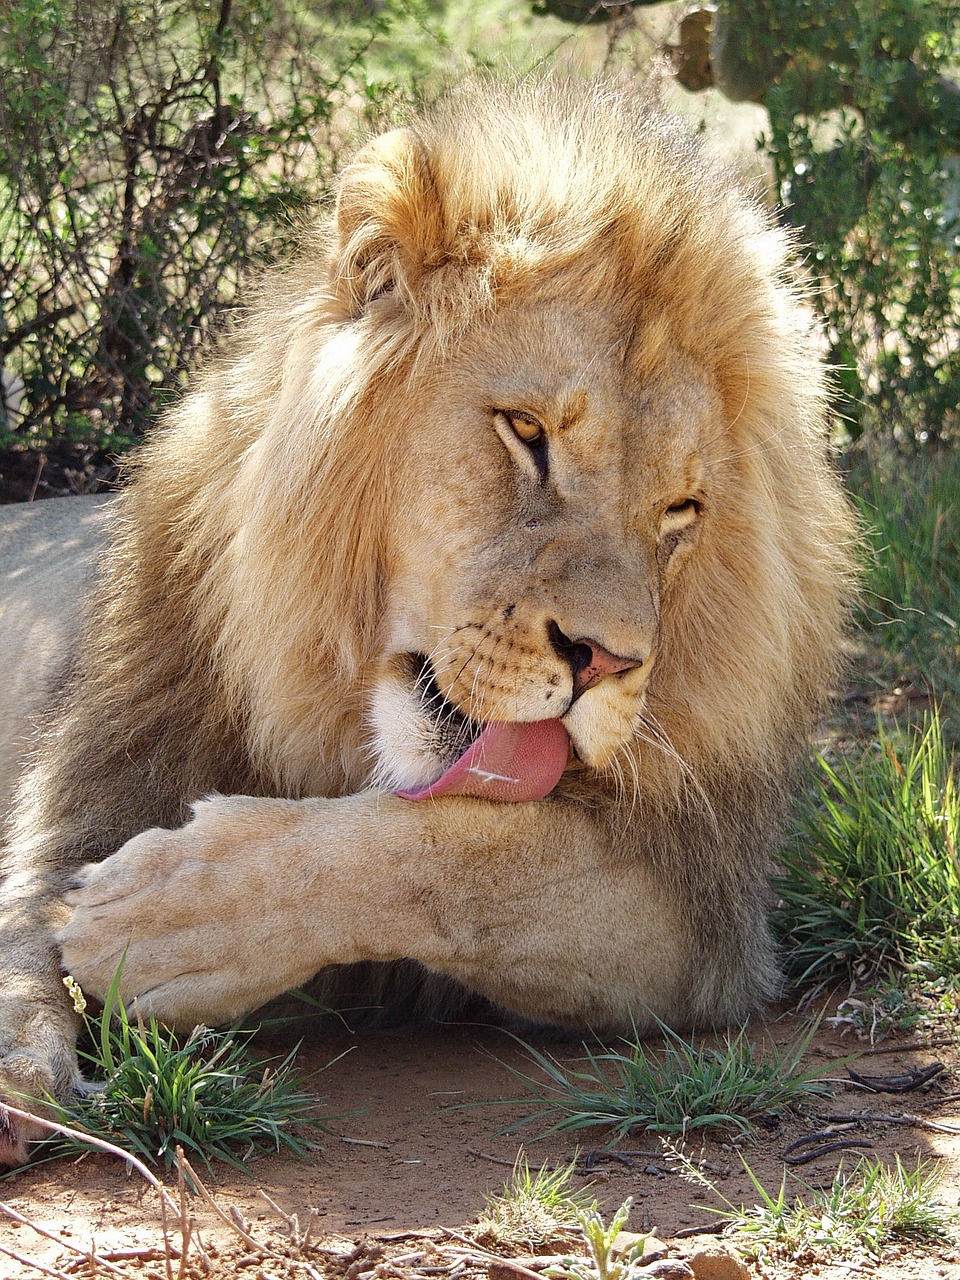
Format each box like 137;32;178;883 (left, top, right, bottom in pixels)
472;294;714;391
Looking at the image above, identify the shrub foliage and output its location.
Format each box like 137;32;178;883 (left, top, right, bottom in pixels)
756;0;960;444
0;0;384;454
776;712;960;988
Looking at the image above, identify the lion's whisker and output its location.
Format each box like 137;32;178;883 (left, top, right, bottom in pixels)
634;712;719;837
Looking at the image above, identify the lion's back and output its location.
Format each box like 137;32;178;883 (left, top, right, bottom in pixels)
0;496;112;813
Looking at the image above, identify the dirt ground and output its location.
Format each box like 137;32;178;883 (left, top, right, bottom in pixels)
1;1006;958;1279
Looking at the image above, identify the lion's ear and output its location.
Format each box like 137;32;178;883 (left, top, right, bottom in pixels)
334;128;444;316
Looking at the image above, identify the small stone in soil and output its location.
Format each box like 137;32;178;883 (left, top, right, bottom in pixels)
684;1240;750;1280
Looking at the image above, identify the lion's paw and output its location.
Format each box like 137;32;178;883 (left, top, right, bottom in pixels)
59;827;185;999
59;798;316;1029
59;822;227;1024
0;1054;58;1168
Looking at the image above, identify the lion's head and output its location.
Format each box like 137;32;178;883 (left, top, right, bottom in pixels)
145;81;852;809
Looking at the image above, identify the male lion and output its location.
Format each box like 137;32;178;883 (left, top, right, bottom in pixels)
0;80;854;1167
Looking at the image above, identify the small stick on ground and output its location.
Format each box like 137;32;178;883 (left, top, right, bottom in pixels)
784;1140;875;1166
489;1260;553;1280
0;1200;128;1276
818;1110;960;1135
0;1238;75;1280
846;1062;945;1093
175;1146;195;1280
2;1103;182;1279
467;1148;518;1168
177;1153;326;1280
861;1037;955;1056
173;1149;263;1252
259;1186;319;1250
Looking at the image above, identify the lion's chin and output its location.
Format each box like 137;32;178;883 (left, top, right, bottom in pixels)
396;718;571;804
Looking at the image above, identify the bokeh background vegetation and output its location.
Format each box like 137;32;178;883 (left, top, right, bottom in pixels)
1;0;958;1025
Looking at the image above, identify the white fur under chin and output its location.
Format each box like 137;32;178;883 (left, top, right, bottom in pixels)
367;677;448;792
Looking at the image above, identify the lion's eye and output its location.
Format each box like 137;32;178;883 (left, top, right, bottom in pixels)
659;498;703;554
503;411;544;446
494;409;548;481
665;498;700;519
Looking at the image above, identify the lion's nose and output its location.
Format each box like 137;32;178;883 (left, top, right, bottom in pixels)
547;622;646;698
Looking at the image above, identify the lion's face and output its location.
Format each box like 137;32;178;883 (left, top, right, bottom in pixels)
369;296;716;796
211;87;850;807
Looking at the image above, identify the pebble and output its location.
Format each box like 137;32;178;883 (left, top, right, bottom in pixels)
684;1239;750;1280
613;1231;667;1262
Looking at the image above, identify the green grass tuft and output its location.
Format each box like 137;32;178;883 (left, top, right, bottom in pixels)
777;710;960;989
475;1155;595;1249
677;1149;956;1261
39;966;327;1171
502;1021;828;1143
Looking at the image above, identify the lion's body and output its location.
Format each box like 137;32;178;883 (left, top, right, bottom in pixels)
0;497;110;804
0;80;854;1165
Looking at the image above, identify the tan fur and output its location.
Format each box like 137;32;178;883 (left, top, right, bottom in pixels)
0;80;855;1166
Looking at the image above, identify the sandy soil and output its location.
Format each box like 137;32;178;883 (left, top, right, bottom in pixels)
1;1006;958;1279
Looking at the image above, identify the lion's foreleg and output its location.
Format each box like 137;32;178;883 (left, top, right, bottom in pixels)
0;871;83;1166
59;792;688;1035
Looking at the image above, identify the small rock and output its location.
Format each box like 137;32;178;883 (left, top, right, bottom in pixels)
613;1232;667;1262
641;1235;669;1263
685;1240;750;1280
613;1231;646;1252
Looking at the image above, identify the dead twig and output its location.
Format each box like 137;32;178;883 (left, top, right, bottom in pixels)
175;1145;195;1280
177;1150;326;1279
27;455;45;502
817;1110;960;1135
673;1224;725;1239
860;1036;955;1055
783;1128;876;1165
259;1187;297;1235
2;1103;181;1280
175;1150;263;1252
74;1247;185;1262
258;1187;319;1251
0;1238;76;1279
467;1148;518;1168
0;1200;129;1276
846;1062;945;1093
489;1260;552;1280
784;1140;875;1166
577;1149;664;1172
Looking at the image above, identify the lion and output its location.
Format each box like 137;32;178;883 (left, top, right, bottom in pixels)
0;79;855;1167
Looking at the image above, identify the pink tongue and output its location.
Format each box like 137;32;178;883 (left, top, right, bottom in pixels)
396;719;570;804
